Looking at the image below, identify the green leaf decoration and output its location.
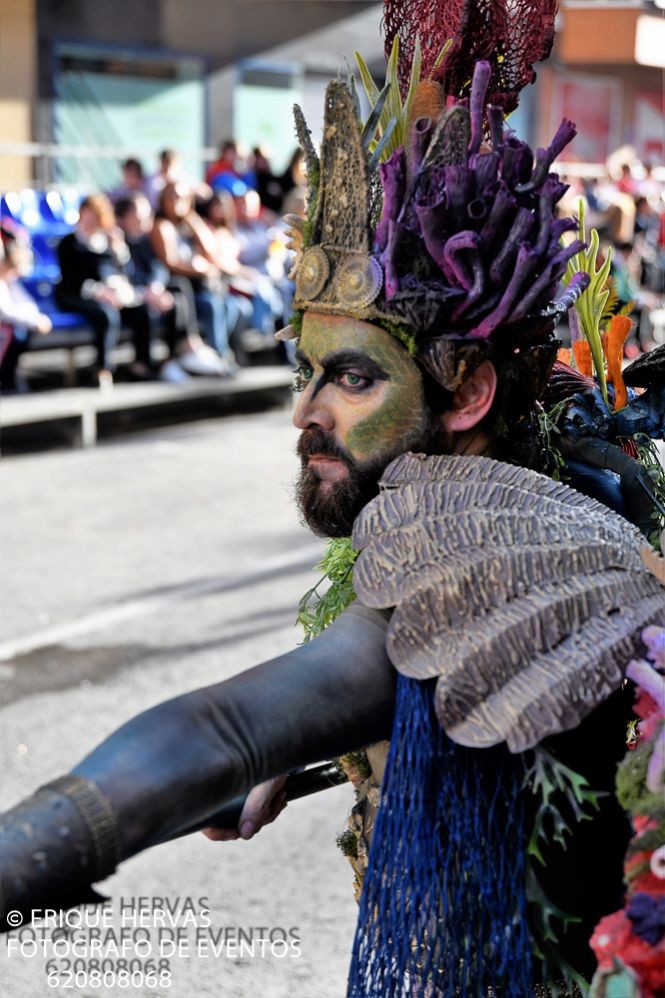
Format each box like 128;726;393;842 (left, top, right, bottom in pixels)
361;81;392;151
528;747;605;863
354;34;451;164
563;200;611;408
634;433;665;543
526;746;604;992
297;538;359;641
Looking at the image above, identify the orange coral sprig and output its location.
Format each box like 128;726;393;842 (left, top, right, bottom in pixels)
603;315;632;411
572;340;593;378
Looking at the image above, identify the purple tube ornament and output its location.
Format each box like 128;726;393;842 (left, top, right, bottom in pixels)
472;244;537;338
411;117;433;175
375;149;407;252
415;200;448;272
441;231;481;290
468;61;492;158
516;118;577;193
487;106;504;152
489;207;536;285
510;239;585;321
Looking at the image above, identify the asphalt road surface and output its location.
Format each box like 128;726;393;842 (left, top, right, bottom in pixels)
0;405;359;997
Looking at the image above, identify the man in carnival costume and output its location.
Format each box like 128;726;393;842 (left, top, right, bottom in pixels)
2;3;665;994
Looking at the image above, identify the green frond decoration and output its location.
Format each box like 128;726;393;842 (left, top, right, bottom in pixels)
297;538;359;642
528;747;605;864
527;867;590;997
526;746;603;992
633;434;665;544
354;35;451;164
563;200;611;408
537;402;568;482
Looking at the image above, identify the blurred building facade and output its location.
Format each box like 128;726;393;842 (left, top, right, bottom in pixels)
0;0;663;190
541;1;664;166
0;0;378;189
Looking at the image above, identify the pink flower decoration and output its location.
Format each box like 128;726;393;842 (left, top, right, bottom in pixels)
643;626;665;672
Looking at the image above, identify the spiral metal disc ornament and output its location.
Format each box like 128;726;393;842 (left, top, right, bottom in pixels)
296;246;330;301
335;255;383;311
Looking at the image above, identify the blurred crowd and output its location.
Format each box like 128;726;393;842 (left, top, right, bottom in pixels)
559;156;665;357
1;141;664;394
0;140;305;393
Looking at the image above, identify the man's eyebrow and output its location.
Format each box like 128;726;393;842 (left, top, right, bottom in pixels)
320;349;389;379
295;348;311;366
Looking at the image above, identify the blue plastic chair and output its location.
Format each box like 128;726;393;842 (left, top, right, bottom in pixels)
20;276;89;332
38;192;73;236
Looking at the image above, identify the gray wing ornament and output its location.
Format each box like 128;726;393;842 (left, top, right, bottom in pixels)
352;452;665;753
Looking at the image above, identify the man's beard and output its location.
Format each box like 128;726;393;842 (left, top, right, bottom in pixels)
295;423;435;538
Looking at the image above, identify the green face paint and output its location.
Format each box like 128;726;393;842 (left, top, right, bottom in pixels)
295;313;427;463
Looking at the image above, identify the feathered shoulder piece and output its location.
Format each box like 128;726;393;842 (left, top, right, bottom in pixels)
351;452;665;752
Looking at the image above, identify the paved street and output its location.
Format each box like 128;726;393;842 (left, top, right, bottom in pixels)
0;404;358;997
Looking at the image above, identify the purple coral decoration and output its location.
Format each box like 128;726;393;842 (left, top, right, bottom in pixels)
626;893;665;946
643;625;665;672
375;60;584;340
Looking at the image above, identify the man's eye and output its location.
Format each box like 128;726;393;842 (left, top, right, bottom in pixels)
292;365;313;393
338;371;370;389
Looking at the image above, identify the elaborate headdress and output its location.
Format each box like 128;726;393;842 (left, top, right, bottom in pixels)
286;0;589;392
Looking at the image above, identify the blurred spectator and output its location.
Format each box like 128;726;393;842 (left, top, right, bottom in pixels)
55;193;153;388
197;191;282;342
559;173;635;244
252;146;283;214
233;187;276;270
633;196;663;292
115;192;224;379
206;139;242;188
0;222;52;393
151;182;246;373
616;162;637;196
638;162;663;201
233;186;294;329
108;158;148;204
610;241;663;353
279;148;306;201
146;150;186;210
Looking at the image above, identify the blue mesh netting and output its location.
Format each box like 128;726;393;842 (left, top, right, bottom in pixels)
348;675;533;997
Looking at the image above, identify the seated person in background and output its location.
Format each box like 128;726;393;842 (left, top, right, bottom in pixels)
196;192;283;342
150;182;246;373
232;186;277;270
108;158;147;204
278;147;306;202
205;139;243;188
0;222;52;393
145;150;211;212
233;185;294;328
251;146;283;214
145;149;183;210
115;193;226;379
610;240;663;355
55;193;154;388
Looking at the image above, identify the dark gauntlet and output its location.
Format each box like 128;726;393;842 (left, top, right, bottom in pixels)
0;604;394;929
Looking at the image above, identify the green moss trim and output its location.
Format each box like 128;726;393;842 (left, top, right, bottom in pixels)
378;319;418;357
289;311;303;339
336;829;359;859
615;745;650;813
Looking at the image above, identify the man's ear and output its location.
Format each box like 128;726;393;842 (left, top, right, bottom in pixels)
441;361;498;434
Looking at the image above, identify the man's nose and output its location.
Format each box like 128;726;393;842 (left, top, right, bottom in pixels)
293;388;334;432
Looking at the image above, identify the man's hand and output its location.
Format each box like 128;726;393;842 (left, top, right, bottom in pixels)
202;775;287;842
